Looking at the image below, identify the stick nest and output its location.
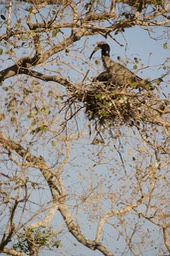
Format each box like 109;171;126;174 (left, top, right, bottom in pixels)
70;81;168;128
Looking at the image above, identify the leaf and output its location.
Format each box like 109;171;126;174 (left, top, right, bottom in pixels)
10;117;17;123
27;113;32;118
17;19;21;24
52;10;56;15
134;57;139;63
2;86;8;91
163;43;167;49
0;48;3;55
51;140;56;147
52;29;59;37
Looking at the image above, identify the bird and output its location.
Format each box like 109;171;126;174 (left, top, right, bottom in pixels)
89;41;153;90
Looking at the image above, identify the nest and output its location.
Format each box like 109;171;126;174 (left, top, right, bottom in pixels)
70;80;166;128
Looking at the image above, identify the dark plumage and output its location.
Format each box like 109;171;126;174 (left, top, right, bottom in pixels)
90;41;153;90
93;71;112;82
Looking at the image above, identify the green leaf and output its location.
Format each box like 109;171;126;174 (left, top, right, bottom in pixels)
5;6;10;10
163;43;167;49
52;29;59;37
2;86;8;91
0;48;3;55
51;140;56;147
17;19;21;24
52;10;56;15
133;64;137;70
11;117;17;123
27;113;32;118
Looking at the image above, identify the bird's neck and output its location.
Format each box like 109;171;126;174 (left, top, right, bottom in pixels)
102;55;111;70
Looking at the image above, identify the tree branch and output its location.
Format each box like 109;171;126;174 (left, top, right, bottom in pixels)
0;131;113;256
163;227;170;252
0;65;73;90
1;248;27;256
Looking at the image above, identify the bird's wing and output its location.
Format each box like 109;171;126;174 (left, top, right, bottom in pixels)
105;61;152;89
109;61;141;80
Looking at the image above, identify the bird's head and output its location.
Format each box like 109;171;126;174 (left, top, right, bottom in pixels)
89;42;110;59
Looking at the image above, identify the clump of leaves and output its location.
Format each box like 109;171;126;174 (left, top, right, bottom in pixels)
13;227;61;254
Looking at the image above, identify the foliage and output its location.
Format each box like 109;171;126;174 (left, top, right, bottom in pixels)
13;228;61;254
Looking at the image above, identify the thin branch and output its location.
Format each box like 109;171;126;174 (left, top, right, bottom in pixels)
7;0;12;31
29;203;58;229
96;206;133;242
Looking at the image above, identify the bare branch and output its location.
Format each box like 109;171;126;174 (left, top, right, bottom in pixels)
163;227;170;252
1;248;27;256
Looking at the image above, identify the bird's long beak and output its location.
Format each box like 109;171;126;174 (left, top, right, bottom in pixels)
89;46;100;59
